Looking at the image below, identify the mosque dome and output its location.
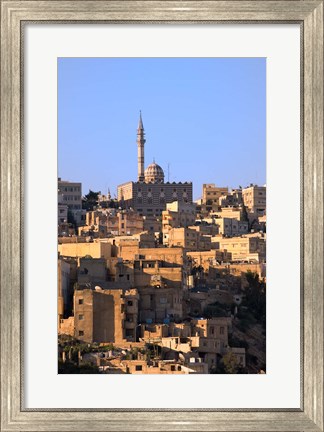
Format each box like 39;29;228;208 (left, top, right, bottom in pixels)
144;162;165;183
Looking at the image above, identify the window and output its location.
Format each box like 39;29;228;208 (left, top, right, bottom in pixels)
78;299;83;305
78;314;84;320
127;300;133;306
78;330;84;336
171;365;176;371
135;365;142;371
210;326;214;335
220;326;225;335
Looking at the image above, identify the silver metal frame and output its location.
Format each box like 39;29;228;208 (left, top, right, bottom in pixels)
1;1;323;431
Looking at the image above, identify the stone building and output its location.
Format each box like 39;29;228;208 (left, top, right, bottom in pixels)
81;209;144;237
218;235;266;263
166;227;211;251
58;240;112;260
74;287;139;343
58;178;86;228
216;217;249;236
212;207;243;221
140;318;245;371
117;113;193;216
219;188;243;207
162;201;196;246
201;183;229;212
58;178;82;211
242;184;266;215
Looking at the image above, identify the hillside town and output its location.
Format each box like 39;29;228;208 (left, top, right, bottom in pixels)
58;114;266;374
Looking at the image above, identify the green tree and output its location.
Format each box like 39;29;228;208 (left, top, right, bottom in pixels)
223;351;239;374
67;210;77;232
82;190;100;211
243;271;266;327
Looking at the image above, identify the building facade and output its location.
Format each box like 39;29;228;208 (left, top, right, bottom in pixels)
216;217;249;236
162;201;196;246
201;183;229;212
58;178;82;210
74;288;139;343
242;184;266;215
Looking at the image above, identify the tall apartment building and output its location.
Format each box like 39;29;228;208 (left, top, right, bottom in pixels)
58;178;82;210
242;185;266;215
74;288;139;343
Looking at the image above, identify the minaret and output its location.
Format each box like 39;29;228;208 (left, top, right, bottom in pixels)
137;111;145;182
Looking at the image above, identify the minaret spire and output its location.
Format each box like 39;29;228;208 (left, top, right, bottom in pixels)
138;110;144;129
137;111;145;182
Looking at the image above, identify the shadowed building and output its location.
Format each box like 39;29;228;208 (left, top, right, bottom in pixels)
74;287;139;343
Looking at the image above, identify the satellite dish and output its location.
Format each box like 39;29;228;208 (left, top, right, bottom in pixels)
179;353;185;362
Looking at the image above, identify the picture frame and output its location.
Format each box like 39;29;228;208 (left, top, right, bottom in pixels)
1;1;323;431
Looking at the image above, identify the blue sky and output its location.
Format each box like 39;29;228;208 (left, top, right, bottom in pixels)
58;58;266;200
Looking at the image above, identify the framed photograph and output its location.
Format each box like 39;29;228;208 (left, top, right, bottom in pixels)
1;1;323;431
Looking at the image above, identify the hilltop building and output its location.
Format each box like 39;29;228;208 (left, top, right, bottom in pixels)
117;113;193;217
242;184;266;215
